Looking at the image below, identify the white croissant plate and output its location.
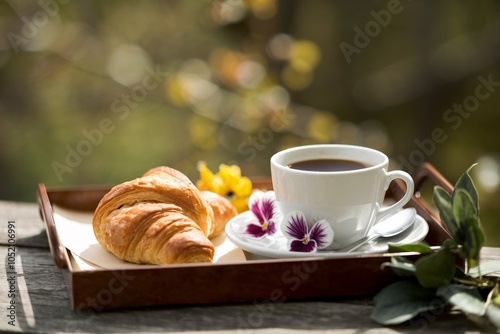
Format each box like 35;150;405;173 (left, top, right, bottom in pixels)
52;205;246;270
225;211;429;259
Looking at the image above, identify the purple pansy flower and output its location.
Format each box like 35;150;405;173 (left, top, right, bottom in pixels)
282;211;334;252
245;191;279;238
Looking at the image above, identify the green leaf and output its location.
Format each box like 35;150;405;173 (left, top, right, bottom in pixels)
381;257;416;277
388;243;434;254
453;188;479;222
452;189;484;269
441;238;459;250
433;186;459;241
452;188;485;268
485;302;500;331
415;248;456;288
437;284;486;316
371;280;439;325
464;216;485;269
453;163;479;211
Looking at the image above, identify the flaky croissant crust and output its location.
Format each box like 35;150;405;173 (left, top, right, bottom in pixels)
92;166;222;264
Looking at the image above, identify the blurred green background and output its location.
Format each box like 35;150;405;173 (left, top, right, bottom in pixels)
1;1;499;245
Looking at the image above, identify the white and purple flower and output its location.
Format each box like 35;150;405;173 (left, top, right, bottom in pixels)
245;191;279;238
282;211;334;253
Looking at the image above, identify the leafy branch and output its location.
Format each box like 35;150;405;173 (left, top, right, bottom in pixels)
372;164;500;332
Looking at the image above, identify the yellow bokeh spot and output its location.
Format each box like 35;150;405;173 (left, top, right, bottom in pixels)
247;0;278;19
307;112;338;142
188;116;218;151
289;40;321;73
165;75;188;107
282;65;313;90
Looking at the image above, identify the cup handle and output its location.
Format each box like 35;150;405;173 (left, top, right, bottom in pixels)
377;170;415;221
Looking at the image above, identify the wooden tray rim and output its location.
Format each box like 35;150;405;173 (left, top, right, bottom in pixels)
38;184;434;272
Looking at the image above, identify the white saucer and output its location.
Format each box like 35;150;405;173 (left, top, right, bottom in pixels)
225;211;429;259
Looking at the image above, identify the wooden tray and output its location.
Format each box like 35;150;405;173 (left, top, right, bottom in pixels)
37;163;453;310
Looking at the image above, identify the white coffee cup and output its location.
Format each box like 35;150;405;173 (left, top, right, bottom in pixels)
270;144;414;250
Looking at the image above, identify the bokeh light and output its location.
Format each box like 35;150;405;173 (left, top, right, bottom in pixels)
211;0;248;25
475;155;500;193
248;0;278;19
267;33;293;61
107;44;152;87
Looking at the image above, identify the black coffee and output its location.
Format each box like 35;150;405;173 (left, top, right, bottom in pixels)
288;158;368;172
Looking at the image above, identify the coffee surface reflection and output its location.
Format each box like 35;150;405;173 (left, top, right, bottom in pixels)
287;158;368;172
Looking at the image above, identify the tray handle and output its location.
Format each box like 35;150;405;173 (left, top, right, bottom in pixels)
412;163;453;223
413;162;454;194
37;183;69;269
389;162;454;237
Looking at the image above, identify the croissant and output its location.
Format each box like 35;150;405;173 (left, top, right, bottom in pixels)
200;190;237;239
92;166;237;264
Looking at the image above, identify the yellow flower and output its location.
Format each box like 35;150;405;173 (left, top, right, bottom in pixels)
197;162;253;213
